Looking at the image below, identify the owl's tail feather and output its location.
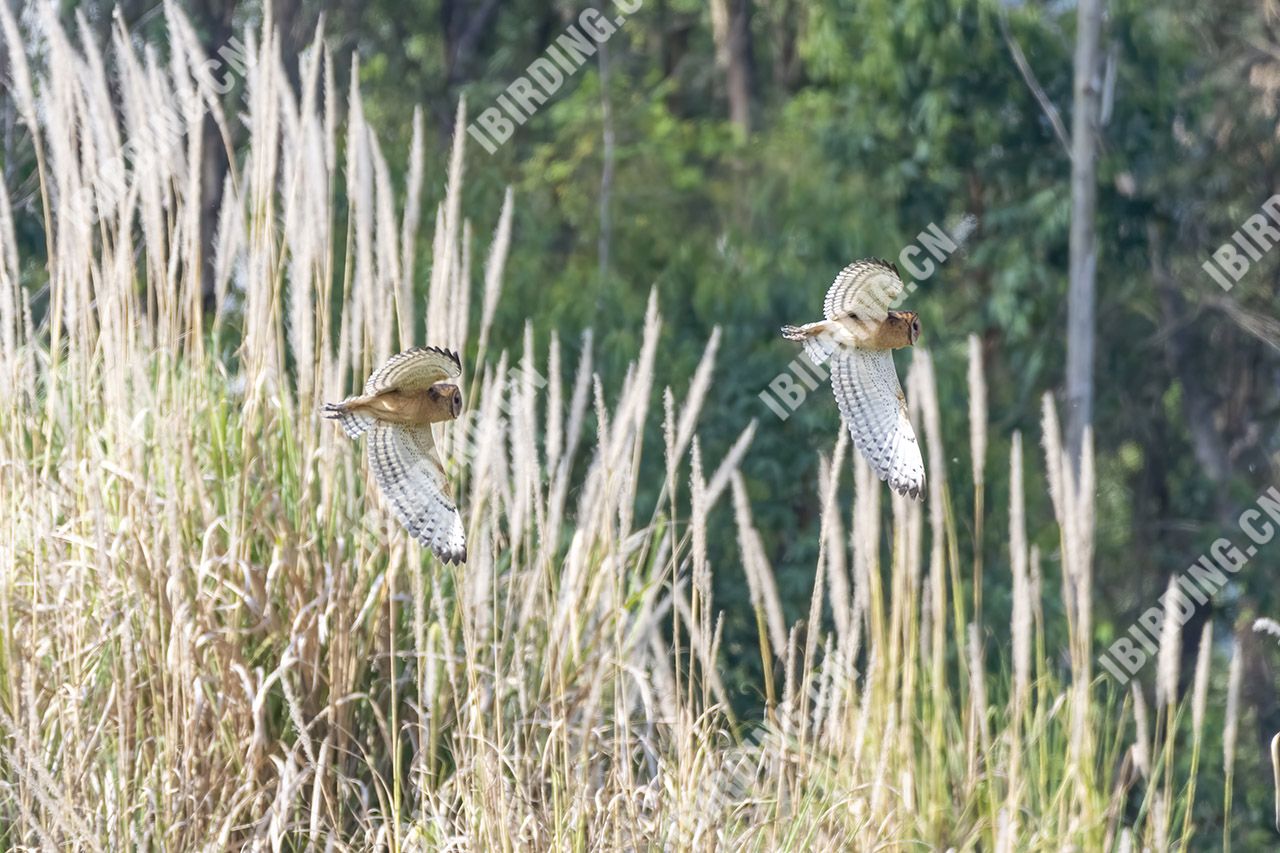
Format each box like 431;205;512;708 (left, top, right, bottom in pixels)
322;400;376;438
781;323;837;367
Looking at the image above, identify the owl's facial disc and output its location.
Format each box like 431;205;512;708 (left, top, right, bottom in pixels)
429;383;462;418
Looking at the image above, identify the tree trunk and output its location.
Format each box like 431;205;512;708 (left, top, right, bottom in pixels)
1066;0;1104;467
190;0;238;310
441;0;503;88
709;0;754;134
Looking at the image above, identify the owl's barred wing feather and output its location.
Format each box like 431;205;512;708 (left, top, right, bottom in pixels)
366;421;467;563
322;403;375;438
364;346;462;395
830;348;926;500
823;258;905;323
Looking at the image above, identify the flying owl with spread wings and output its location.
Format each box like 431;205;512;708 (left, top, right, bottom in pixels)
323;347;468;563
781;258;926;500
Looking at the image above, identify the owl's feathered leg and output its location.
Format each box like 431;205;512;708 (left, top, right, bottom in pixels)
781;321;840;367
322;399;377;438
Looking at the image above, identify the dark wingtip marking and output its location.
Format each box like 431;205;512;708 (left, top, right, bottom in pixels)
392;345;463;373
867;257;902;279
422;345;462;372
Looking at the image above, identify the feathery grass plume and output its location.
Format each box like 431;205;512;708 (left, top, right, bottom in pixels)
1040;392;1065;526
1152;794;1171;852
476;187;513;368
212;171;245;322
609;291;661;465
559;329;594;478
1059;425;1097;803
0;703;89;841
444;97;467;257
731;471;787;658
690;438;711;605
1074;427;1096;635
804;432;847;722
0;180;19;365
398;107;426;346
994;807;1014;853
1191;621;1215;737
1009;432;1030;711
0;4;37;131
1156;576;1183;710
1131;683;1152;778
968;334;987;622
663;386;679;507
1272;732;1280;835
705;419;757;509
370;136;402;366
344;56;374;373
544;331;564;469
1;1;54;377
1223;637;1244;852
820;452;852;646
851;452;881;657
1028;544;1043;647
1180;619;1215;843
1223;639;1244;775
281;59;325;404
906;352;950;684
911;349;946;524
674;326;722;460
967;623;991;756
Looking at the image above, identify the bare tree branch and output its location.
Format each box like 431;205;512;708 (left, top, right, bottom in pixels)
999;12;1071;158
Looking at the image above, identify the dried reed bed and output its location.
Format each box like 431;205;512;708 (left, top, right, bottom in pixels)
0;9;1240;851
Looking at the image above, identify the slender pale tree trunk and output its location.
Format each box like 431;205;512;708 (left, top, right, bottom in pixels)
1066;0;1104;467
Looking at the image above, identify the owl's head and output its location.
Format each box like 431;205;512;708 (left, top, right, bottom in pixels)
888;310;921;346
428;382;463;419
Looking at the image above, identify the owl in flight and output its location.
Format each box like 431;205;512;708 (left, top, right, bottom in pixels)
781;258;926;500
323;347;468;563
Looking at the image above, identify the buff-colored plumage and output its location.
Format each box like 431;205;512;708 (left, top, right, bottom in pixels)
323;347;467;563
781;259;926;500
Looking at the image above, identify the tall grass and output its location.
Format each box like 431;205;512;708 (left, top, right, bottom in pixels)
0;9;1238;850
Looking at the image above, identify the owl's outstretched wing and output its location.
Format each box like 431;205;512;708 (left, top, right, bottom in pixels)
364;347;462;395
823;259;905;324
366;420;467;563
830;348;925;500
